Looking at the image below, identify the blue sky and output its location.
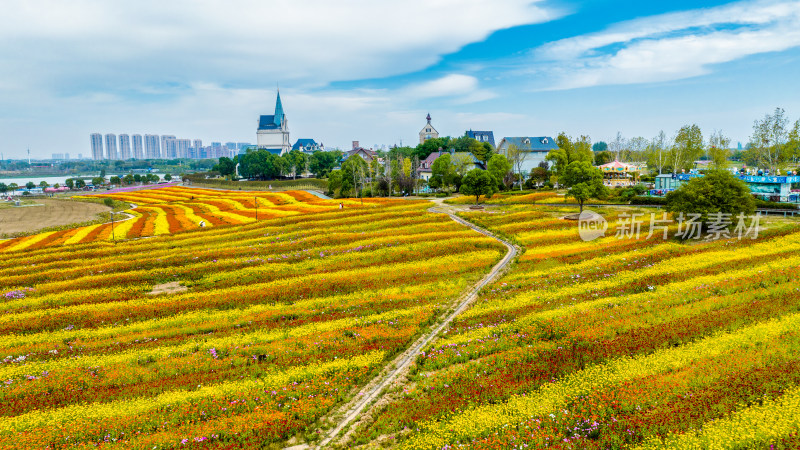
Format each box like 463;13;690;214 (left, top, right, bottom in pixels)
1;0;799;159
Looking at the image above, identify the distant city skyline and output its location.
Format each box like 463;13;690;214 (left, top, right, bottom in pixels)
2;0;800;159
87;133;251;161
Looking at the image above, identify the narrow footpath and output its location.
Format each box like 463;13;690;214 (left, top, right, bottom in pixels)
311;205;518;448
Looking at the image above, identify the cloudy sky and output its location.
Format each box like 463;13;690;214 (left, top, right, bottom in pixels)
2;0;800;159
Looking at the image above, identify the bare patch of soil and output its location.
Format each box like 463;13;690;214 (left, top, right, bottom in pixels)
148;282;188;295
0;199;109;234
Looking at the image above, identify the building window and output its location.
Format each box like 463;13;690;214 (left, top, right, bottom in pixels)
426;128;431;132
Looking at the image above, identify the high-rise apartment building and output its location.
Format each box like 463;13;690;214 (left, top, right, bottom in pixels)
161;135;176;155
118;134;131;160
132;134;144;159
104;133;118;160
162;135;177;159
90;133;104;160
176;139;191;159
144;134;161;159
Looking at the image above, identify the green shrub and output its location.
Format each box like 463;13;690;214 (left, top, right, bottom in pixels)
754;199;798;210
630;196;668;205
665;170;756;226
183;173;328;190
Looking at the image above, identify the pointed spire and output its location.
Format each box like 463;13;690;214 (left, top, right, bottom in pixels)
274;90;284;127
426;113;432;123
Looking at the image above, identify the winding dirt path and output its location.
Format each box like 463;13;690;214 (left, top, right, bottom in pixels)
313;206;517;449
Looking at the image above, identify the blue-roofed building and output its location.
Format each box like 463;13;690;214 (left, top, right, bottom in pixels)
292;139;323;153
256;90;290;155
496;136;559;177
466;130;495;148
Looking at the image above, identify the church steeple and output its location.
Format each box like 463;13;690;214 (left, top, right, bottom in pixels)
274;90;285;127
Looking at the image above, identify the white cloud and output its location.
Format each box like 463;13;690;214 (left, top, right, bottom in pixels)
0;0;559;157
403;74;496;104
533;0;800;90
0;0;555;90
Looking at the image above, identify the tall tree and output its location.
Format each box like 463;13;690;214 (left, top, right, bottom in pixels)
628;136;648;161
369;157;384;196
506;144;528;190
707;129;732;169
609;132;626;161
341;155;368;198
547;133;593;175
748;107;791;172
788;119;800;166
487;154;512;189
561;161;607;213
429;154;453;192
283;150;308;179
646;130;669;175
671;124;704;173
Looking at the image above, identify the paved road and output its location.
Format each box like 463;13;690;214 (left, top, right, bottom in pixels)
313;205;517;448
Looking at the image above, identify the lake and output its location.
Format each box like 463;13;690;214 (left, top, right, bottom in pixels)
0;174;168;186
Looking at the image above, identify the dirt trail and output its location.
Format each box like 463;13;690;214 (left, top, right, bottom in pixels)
311;205;517;449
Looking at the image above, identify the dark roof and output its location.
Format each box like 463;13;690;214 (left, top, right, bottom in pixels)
346;147;377;157
258;92;286;130
500;136;558;152
292;139;318;151
466;130;495;148
258;115;279;130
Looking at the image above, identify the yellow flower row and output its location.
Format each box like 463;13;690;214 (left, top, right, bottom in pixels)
502;241;684;283
0;280;464;352
0;303;420;381
0;350;386;434
0;249;499;331
404;312;800;449
464;231;800;320
634;384;800;449
443;253;800;347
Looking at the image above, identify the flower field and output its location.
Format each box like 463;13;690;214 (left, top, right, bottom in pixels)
0;190;507;448
0;187;378;252
348;204;800;449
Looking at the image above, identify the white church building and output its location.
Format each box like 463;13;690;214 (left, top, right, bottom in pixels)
257;91;290;155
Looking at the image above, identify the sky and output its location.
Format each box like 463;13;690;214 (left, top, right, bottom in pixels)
1;0;800;159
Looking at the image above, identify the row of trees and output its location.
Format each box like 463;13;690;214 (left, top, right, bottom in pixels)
0;173;171;194
592;108;800;174
220;149;341;180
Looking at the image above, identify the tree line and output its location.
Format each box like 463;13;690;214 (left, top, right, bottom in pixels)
591;108;800;174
